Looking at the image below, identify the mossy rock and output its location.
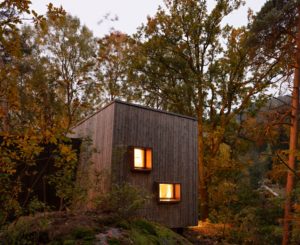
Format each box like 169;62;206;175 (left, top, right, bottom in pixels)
129;219;192;245
0;213;191;245
132;219;158;236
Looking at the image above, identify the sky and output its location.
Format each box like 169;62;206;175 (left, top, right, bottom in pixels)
30;0;267;37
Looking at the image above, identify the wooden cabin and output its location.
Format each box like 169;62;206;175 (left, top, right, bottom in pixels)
70;100;198;228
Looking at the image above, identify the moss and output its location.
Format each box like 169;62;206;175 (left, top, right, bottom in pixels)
71;227;95;240
51;227;95;245
107;237;121;245
132;219;157;236
116;220;130;229
63;240;76;245
129;219;192;245
48;241;61;245
154;223;192;244
129;228;158;245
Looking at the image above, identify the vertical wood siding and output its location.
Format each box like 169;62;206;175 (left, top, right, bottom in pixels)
70;104;115;205
71;101;198;227
112;102;198;228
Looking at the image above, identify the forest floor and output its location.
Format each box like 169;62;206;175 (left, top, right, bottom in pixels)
0;211;192;244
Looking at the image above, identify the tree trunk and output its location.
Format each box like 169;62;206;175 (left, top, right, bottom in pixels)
198;106;209;220
282;6;300;245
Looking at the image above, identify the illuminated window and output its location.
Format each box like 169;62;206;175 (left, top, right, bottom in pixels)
131;147;152;171
159;183;181;203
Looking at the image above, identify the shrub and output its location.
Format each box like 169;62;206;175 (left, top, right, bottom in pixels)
96;183;150;220
1;215;51;244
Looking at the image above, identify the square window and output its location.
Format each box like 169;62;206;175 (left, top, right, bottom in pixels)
159;183;181;203
130;147;152;171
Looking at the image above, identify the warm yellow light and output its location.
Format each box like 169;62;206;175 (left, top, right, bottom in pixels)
159;184;174;199
134;148;144;168
159;183;181;202
166;184;173;198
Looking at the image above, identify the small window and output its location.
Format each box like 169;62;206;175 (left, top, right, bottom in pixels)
130;147;152;171
159;183;181;203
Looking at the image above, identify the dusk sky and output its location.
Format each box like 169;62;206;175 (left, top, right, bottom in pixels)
30;1;267;37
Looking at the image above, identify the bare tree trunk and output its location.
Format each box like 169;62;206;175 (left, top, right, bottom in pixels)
282;6;300;245
198;105;209;220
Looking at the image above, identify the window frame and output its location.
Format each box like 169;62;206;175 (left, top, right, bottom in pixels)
156;182;181;204
129;146;152;172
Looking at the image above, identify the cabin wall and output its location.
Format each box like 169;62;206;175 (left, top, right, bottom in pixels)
70;104;115;207
112;102;198;228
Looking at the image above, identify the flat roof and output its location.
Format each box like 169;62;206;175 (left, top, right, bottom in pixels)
73;100;197;128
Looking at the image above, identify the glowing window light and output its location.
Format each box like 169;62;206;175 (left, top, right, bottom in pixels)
134;148;144;168
132;147;152;171
160;184;173;199
159;183;181;202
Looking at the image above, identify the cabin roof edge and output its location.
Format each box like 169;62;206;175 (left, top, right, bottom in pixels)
72;100;197;129
113;99;197;121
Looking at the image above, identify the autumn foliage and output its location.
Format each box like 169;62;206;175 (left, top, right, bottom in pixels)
1;0;300;244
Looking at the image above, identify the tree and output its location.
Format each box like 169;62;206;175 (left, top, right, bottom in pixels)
128;0;285;220
250;1;300;243
96;31;136;103
0;0;31;132
0;1;65;133
0;2;88;224
35;13;97;131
